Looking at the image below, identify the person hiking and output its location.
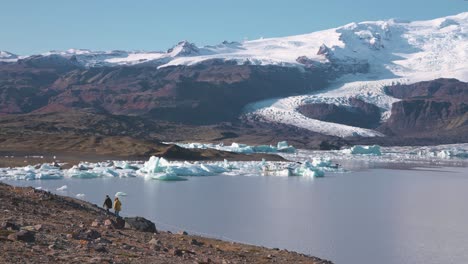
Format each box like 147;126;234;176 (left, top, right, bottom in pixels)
103;195;112;212
114;197;122;217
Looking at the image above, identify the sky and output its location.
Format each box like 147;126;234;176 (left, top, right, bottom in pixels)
1;0;466;55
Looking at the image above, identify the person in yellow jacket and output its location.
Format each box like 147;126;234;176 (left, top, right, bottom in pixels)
114;197;122;217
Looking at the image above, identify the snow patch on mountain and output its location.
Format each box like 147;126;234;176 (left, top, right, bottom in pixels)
0;51;19;62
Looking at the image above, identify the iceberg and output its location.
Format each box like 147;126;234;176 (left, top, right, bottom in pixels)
342;145;382;155
139;156;170;174
294;161;325;178
276;141;296;153
56;185;68;191
115;192;127;197
147;172;188;181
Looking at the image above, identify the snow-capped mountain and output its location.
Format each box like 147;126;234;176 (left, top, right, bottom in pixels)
0;12;466;140
2;12;466;78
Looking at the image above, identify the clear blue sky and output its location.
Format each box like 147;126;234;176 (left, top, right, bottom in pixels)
1;0;466;55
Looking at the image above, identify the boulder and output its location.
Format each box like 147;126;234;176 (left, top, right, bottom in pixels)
8;230;35;242
115;217;125;229
123;217;157;233
1;221;19;231
72;229;101;241
104;218;125;229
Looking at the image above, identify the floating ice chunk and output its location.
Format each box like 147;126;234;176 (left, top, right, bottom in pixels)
276;141;296;153
294;161;325;177
343;145;382;155
139;156;169;174
229;142;254;153
262;167;294;176
65;168;101;179
115;192;127;197
56;185;68;191
113;161;138;170
415;148;468;159
251;145;276;153
311;158;333;167
302;167;324;177
149;172;187;181
223;159;238;170
76;193;86;198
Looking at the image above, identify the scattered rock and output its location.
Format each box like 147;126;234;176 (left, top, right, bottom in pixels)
95;237;112;244
8;230;35;242
104;219;114;227
72;229;101;241
124;217;157;233
104;218;124;229
177;230;188;236
171;248;183;256
148;238;161;245
190;239;203;246
94;244;107;253
20;226;36;232
114;217;125;229
1;221;19;231
121;244;132;250
91;220;100;227
48;243;58;250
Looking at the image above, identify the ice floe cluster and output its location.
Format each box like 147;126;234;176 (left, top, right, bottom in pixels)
171;141;296;154
283;143;468;169
0;155;340;181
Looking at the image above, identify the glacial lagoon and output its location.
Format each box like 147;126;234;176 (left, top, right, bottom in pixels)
2;145;468;264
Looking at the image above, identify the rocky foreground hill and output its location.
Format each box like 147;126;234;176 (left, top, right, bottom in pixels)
0;182;331;264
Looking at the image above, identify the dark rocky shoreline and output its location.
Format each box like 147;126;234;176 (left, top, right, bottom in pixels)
0;182;332;264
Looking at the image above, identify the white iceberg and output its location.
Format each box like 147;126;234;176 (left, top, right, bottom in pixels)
342;145;382;155
294;161;325;178
276;141;296;153
56;185;68;191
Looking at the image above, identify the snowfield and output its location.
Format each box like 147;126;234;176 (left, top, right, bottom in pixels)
1;12;466;137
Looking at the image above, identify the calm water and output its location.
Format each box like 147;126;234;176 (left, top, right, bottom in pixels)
3;165;468;264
